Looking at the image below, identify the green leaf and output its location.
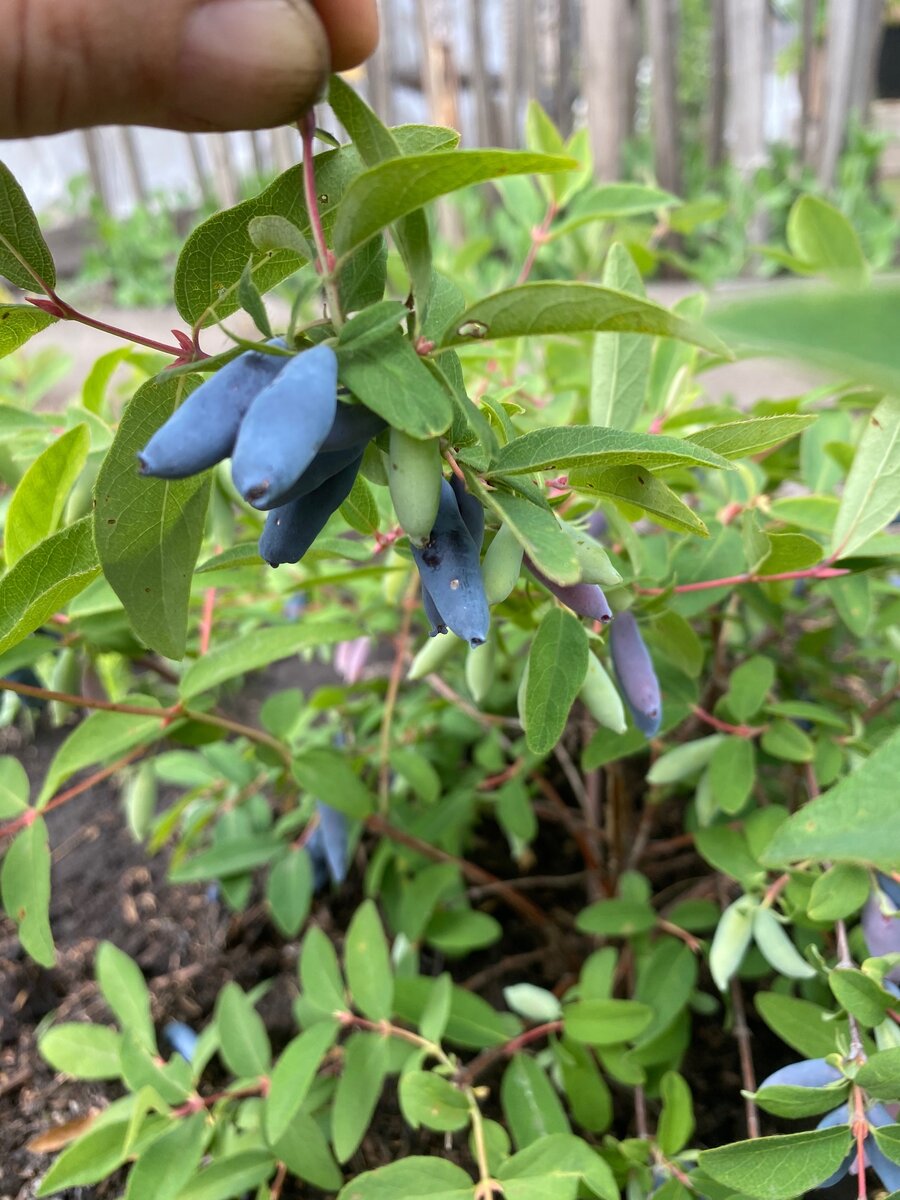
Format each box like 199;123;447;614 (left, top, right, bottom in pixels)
471;482;579;585
0;304;57;358
388;748;441;805
292;747;375;819
708;737;756;816
759;532;823;575
786;196;868;287
340;470;380;534
36;1118;132;1194
524;609;589;755
299;924;346;1017
119;1031;192;1104
563;999;654;1045
37;701;167;807
393;976;519;1049
0;161;56;290
266;848;313;937
501;1054;570;1150
688;415;818;460
0;756;29;817
425;908;502;954
173;148;352;326
96;942;156;1051
698;1128;852;1200
724;656;775;723
830;395;900;559
555;1039;613;1133
647;736;725;786
761;727;900;871
169;834;283;883
214;982;271;1076
754;993;838;1060
125;1112;208;1200
761;719;815;764
236;259;272;338
334;150;575;258
1;817;54;966
345;899;393;1021
828;968;894;1027
179;619;355;700
552;183;680;237
855;1047;900;1100
492;424;731;477
589;244;650;432
337;333;452;439
497;1133;618;1200
39;1023;122;1080
570;463;708;536
808;863;871;921
332;1031;389;1162
707;283;900;396
247;213;313;259
658;1071;695;1156
6;425;90;565
752;907;816;979
335;1158;473;1200
0;517;99;655
270;1110;343;1191
174;1150;275;1200
709;898;756;991
265;1021;339;1143
634;939;699;1045
94;374;211;659
328;75;433;313
575;898;657;937
503;984;562;1024
440;282;729;355
399;1071;471;1133
753;1082;850;1119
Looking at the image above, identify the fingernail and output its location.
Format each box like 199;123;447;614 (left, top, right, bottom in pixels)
176;0;329;130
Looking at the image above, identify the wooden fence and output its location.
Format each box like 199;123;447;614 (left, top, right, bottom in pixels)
9;0;896;229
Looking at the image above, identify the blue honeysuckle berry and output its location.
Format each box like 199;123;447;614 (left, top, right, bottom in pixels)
164;1021;199;1063
814;1103;900;1192
758;1058;844;1090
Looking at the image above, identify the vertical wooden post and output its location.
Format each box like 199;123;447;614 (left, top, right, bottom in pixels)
819;0;861;184
725;0;767;180
81;129;114;212
185;135;214;207
119;128;149;207
206;134;238;208
798;0;817;164
708;0;728;169
468;0;497;145
366;0;393;126
646;0;683;195
505;0;525;145
554;0;580;137
581;0;630;180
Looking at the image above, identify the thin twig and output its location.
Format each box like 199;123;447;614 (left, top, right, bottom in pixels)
730;976;760;1138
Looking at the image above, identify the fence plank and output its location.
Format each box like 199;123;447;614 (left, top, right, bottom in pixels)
646;0;683;195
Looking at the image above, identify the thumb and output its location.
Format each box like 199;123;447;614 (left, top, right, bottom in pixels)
0;0;331;137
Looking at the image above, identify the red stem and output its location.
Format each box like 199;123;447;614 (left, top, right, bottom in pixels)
637;563;849;596
28;295;188;358
517;202;558;285
692;704;767;738
299;112;333;274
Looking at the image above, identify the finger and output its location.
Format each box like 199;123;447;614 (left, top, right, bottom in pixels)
309;0;379;70
0;0;331;137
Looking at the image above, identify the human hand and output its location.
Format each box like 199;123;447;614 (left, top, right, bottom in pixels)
0;0;378;137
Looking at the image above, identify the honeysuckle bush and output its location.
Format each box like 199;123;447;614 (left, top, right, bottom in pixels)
1;79;899;1200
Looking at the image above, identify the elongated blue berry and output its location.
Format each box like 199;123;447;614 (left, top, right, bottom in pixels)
232;344;338;509
259;452;362;567
322;402;386;452
253;442;364;510
610;610;662;737
524;557;612;623
411;479;489;648
138;344;288;478
758;1058;843;1091
421;584;449;637
450;475;485;550
861;894;900;982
